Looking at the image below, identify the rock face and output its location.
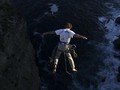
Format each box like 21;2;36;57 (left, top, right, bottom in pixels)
10;0;108;89
115;16;120;25
0;1;40;90
113;37;120;82
113;36;120;50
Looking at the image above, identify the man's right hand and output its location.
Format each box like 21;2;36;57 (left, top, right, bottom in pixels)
83;37;87;40
41;33;45;38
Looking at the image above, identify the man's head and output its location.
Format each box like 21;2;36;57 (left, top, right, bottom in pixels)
64;23;72;29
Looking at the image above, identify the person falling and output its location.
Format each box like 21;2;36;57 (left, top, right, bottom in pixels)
42;23;87;74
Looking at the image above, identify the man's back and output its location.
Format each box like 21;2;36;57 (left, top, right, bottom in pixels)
55;29;75;44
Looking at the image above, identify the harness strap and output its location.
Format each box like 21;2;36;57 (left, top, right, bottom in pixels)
59;41;68;44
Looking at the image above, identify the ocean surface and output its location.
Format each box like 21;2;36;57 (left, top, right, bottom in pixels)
11;0;120;90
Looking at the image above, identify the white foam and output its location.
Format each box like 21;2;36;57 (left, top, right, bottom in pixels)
97;2;120;90
49;3;59;15
98;17;106;23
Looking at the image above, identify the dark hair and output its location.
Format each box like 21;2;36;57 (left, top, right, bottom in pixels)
64;23;72;29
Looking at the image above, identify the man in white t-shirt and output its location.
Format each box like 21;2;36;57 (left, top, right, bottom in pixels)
42;23;87;74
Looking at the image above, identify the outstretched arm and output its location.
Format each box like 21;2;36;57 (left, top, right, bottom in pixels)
42;31;56;36
74;34;87;40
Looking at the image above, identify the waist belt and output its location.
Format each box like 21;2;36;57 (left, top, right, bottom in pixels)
59;41;68;44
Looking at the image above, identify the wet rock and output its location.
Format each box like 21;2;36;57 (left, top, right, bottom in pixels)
117;66;120;82
113;31;120;82
115;16;120;25
113;36;120;50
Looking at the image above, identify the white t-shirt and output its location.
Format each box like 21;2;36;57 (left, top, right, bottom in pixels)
55;28;75;44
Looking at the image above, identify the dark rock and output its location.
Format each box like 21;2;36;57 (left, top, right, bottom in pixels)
10;0;110;89
115;16;120;25
113;36;120;50
117;74;120;82
0;1;40;90
117;66;120;82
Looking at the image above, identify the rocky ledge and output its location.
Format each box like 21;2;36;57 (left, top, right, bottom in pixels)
0;1;40;90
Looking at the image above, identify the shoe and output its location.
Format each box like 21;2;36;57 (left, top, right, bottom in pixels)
52;68;56;74
72;69;77;72
49;57;53;63
52;64;57;74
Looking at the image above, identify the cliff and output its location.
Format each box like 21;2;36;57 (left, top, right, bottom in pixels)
0;1;40;90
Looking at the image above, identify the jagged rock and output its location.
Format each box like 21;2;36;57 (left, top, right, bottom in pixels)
113;36;120;50
0;1;40;90
113;34;120;82
115;16;120;25
10;0;109;89
117;66;120;82
0;0;11;5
